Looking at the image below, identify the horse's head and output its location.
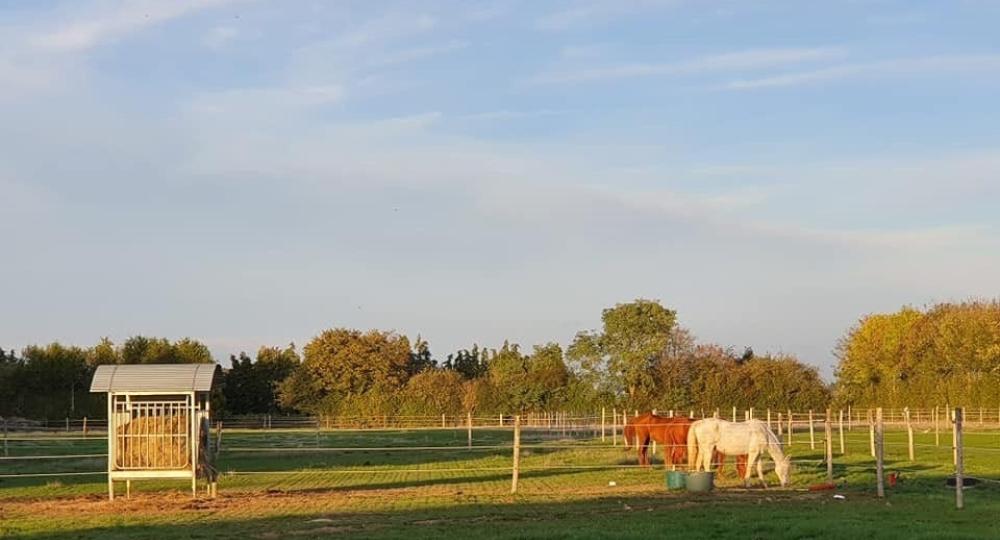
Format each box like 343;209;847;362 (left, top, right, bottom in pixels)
775;456;792;487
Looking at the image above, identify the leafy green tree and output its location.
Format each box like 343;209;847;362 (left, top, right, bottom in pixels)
118;336;213;364
0;347;23;416
444;344;489;379
740;354;830;410
400;369;465;415
19;343;91;417
833;301;1000;407
569;299;677;407
526;343;569;410
173;338;214;364
256;344;300;410
487;341;533;412
279;328;411;414
408;335;436;375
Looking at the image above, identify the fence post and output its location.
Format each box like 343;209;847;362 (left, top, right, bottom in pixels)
649;408;658;456
511;415;521;494
65;417;70;432
83;417;88;437
979;407;984;427
216;420;223;457
499;413;503;427
809;410;816;450
749;407;754;421
825;408;834;483
905;407;914;461
868;409;875;458
955;407;964;509
838;409;845;454
848;405;852;431
612;407;618;446
634;415;640;449
767;409;772;431
935;405;940;446
777;412;783;436
787;411;793;446
952;408;958;466
2;418;7;457
732;406;736;422
601;407;606;442
876;407;885;498
467;412;473;448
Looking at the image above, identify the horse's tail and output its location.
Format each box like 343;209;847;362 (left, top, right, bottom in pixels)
687;421;699;470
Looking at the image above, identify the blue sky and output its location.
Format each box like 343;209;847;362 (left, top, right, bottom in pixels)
2;1;999;378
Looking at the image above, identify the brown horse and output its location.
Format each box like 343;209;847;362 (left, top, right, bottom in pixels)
628;413;747;477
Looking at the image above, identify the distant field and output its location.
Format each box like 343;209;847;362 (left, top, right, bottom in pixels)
3;426;1000;539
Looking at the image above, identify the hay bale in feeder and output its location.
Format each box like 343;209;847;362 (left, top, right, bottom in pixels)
115;414;190;469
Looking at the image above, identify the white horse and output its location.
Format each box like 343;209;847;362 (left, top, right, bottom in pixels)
687;418;791;487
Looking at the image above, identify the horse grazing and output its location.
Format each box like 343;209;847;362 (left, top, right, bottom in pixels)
628;413;747;477
687;418;791;487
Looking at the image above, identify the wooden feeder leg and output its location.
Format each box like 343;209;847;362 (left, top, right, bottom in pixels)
126;480;131;500
108;479;114;501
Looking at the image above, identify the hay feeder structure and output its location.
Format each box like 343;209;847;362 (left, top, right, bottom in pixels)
90;364;220;500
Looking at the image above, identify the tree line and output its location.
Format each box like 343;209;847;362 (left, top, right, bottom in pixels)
1;300;835;420
833;300;1000;408
8;298;997;421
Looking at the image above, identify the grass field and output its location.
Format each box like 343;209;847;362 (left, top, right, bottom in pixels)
2;424;1000;539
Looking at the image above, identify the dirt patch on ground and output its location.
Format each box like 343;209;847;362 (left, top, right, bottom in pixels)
0;483;830;525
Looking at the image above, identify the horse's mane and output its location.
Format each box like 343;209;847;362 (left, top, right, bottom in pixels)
762;424;785;459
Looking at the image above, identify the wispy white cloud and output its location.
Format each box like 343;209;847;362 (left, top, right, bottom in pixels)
203;25;240;49
459;109;569;121
0;0;241;100
528;47;846;85
190;84;345;114
30;0;240;53
559;43;614;59
368;40;467;68
536;0;680;31
725;54;1000;89
329;12;437;50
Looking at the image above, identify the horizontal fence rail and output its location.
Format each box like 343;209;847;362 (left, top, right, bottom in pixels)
3;406;998;509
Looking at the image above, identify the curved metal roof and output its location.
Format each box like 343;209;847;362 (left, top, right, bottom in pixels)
90;364;219;393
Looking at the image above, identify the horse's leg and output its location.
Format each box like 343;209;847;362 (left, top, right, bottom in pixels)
700;444;713;473
715;451;726;478
756;457;767;489
744;449;759;488
662;436;671;470
639;433;649;467
634;430;643;465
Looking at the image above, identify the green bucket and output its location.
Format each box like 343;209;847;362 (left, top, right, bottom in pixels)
685;471;715;493
666;470;686;490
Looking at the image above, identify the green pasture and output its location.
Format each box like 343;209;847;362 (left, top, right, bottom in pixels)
2;426;1000;539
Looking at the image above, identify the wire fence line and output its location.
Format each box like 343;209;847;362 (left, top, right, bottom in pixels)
3;408;998;506
5;406;1000;437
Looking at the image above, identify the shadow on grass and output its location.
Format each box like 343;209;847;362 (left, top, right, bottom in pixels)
234;466;605;494
11;479;1000;540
